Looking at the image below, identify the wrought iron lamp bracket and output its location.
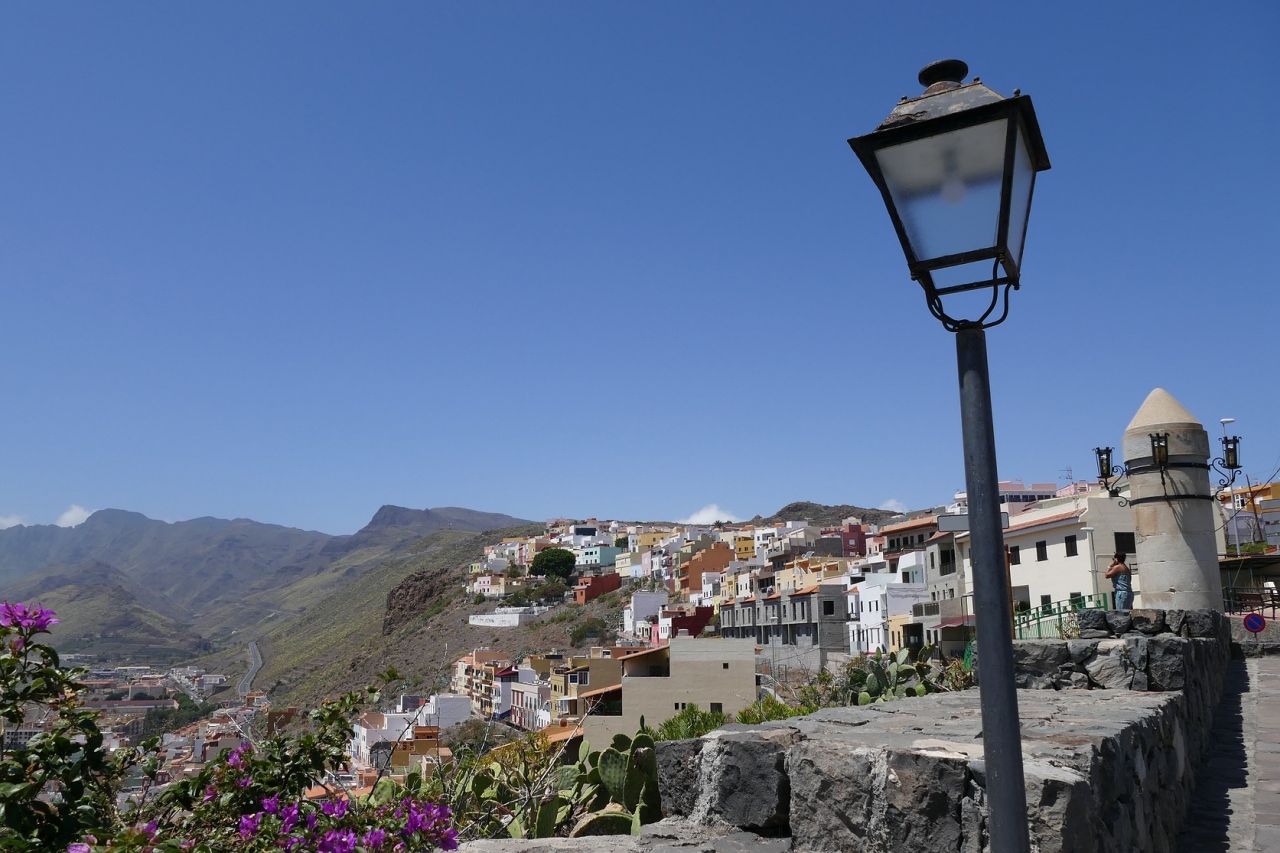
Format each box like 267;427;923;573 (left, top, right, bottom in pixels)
1210;457;1243;496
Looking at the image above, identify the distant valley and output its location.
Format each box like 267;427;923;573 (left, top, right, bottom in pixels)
0;505;531;661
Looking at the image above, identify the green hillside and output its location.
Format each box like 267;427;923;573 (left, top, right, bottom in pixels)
11;565;207;663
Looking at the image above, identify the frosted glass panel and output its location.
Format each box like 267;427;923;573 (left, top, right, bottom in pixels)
875;119;1007;262
1006;125;1035;267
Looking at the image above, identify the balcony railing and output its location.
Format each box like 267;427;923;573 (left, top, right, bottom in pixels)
1013;593;1110;640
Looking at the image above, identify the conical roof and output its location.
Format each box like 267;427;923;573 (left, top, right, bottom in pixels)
1124;388;1200;432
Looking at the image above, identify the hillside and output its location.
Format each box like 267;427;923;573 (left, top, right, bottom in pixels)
217;525;628;709
757;501;904;528
7;562;207;662
0;505;532;658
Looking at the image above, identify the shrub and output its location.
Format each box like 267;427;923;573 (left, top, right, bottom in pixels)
735;695;812;724
569;617;609;646
647;705;726;741
0;601;458;851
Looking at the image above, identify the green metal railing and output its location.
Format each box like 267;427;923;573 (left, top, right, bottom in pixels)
1013;593;1111;640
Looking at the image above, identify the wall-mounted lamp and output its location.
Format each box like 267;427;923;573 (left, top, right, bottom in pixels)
1149;433;1170;469
1211;418;1243;494
1093;446;1124;493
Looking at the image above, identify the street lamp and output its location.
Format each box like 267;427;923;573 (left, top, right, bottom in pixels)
848;59;1050;853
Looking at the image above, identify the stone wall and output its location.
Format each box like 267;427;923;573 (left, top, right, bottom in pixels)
460;610;1233;852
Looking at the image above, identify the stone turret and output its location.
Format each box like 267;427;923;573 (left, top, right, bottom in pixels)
1123;388;1221;610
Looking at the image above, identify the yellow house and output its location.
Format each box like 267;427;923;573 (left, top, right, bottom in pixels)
734;534;755;561
887;614;914;653
634;530;673;552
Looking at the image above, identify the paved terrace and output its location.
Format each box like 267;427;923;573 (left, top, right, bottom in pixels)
1178;655;1280;852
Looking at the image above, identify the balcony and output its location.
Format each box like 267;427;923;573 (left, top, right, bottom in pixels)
912;602;941;618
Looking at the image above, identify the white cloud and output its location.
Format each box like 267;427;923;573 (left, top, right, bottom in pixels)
55;505;92;528
878;498;907;514
679;504;741;525
0;514;25;530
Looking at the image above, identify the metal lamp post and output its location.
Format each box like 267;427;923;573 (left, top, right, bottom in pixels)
847;59;1051;853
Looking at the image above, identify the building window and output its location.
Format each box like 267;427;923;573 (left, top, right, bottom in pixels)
823;600;835;616
1009;546;1021;565
710;702;723;714
722;662;729;670
1065;535;1078;557
1035;541;1048;561
1114;532;1136;554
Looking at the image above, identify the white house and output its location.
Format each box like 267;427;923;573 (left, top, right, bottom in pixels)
623;592;668;636
847;575;929;655
952;491;1139;614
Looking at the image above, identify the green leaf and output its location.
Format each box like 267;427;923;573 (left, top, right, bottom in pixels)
535;794;563;837
597;747;628;802
570;810;635;837
368;775;397;806
857;691;873;706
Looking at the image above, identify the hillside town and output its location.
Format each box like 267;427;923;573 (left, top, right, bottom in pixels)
12;471;1273;810
337;472;1276;786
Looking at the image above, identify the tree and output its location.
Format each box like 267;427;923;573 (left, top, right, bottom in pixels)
531;547;576;581
614;536;629;549
531;580;568;603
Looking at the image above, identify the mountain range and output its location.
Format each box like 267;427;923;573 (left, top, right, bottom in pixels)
0;505;531;661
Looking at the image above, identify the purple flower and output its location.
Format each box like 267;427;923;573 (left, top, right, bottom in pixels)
225;741;252;770
361;828;386;850
321;799;347;818
67;845;91;853
280;802;300;833
236;775;253;788
0;602;59;632
306;813;318;831
316;829;357;853
238;812;261;839
202;784;217;803
142;821;157;838
261;793;280;814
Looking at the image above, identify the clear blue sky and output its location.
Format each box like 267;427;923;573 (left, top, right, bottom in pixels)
2;2;1277;534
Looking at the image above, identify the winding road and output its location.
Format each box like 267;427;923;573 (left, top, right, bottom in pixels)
238;640;262;698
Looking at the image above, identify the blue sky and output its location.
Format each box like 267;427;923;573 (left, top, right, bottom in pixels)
2;2;1277;534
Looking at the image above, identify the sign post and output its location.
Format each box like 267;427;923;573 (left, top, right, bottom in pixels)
1243;612;1267;654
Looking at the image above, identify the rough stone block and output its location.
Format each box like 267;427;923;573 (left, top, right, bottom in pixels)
883;749;968;851
1182;609;1216;638
1012;642;1071;688
1079;629;1111;639
1164;609;1186;636
1127;636;1149;670
692;728;795;832
1084;641;1132;689
786;741;877;851
1077;609;1109;634
1130;609;1167;635
1104;610;1132;634
656;739;703;818
1146;636;1188;691
1066;640;1099;665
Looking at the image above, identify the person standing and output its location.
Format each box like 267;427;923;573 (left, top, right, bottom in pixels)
1106;553;1133;610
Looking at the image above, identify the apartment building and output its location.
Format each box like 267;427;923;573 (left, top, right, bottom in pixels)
582;637;757;741
719;580;848;670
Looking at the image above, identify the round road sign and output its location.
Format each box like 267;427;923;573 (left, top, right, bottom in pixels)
1243;612;1267;634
